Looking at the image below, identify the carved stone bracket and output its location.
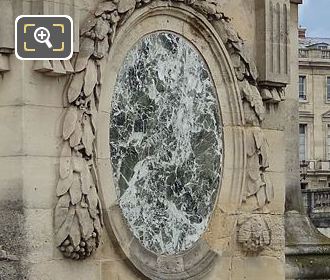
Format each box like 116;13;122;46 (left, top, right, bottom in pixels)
0;53;10;73
33;60;75;76
55;0;278;261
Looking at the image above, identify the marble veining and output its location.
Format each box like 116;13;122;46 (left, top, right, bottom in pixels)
110;32;223;255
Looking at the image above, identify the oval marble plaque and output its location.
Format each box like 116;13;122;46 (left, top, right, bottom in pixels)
110;32;223;255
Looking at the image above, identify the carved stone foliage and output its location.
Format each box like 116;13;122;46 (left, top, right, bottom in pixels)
244;128;274;210
237;215;271;253
55;0;279;260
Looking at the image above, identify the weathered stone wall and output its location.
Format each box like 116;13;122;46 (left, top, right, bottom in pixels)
0;0;301;279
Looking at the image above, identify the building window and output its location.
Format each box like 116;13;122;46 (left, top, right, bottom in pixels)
299;76;306;101
327;77;330;101
299;124;307;161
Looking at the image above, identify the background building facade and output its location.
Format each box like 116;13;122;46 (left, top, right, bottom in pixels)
299;28;330;236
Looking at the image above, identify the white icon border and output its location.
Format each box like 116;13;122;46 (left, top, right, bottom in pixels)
15;15;73;61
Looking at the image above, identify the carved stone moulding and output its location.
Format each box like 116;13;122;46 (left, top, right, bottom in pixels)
0;53;10;73
33;60;74;76
95;2;246;279
54;1;275;279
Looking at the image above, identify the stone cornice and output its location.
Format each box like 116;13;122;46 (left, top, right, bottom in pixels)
299;59;330;69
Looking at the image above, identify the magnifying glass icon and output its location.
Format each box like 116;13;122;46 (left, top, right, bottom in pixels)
34;27;53;49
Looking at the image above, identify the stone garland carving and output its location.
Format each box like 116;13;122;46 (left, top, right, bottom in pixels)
55;0;279;259
237;215;271;253
244;127;273;210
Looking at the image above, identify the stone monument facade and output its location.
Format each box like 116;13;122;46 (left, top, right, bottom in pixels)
0;0;303;279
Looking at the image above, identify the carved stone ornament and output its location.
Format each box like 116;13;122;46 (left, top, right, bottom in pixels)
237;215;271;253
244;127;274;210
54;0;278;262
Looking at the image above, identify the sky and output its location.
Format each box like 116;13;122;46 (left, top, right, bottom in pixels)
299;0;330;38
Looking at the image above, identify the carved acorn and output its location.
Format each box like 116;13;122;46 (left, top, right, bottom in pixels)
238;215;271;253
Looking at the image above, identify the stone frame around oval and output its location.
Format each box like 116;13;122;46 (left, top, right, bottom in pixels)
96;2;246;279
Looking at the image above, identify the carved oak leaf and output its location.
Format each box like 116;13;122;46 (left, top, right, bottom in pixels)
118;7;135;27
109;23;117;44
247;179;262;197
70;173;82;205
98;198;104;227
223;21;240;43
247;154;260;181
239;80;265;121
247;159;262;197
63;107;78;140
68;71;85;103
246;130;256;157
75;37;95;73
212;20;229;45
90;162;99;192
247;61;258;81
82;114;95;156
94;218;102;237
95;18;111;41
95;38;110;58
70;115;83;147
90;94;98;133
56;171;74;197
72;156;84;173
95;1;117;16
76;203;94;240
69;215;81;248
230;52;241;68
81;164;92;195
60;141;72;179
264;173;274;203
251;86;265;120
192;1;217;15
256;186;267;208
87;186;98;218
80;16;98;35
260;140;269;169
55;207;75;247
253;128;263;149
235;61;246;81
84;60;98;97
117;0;136;13
54;193;71;233
110;12;120;24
